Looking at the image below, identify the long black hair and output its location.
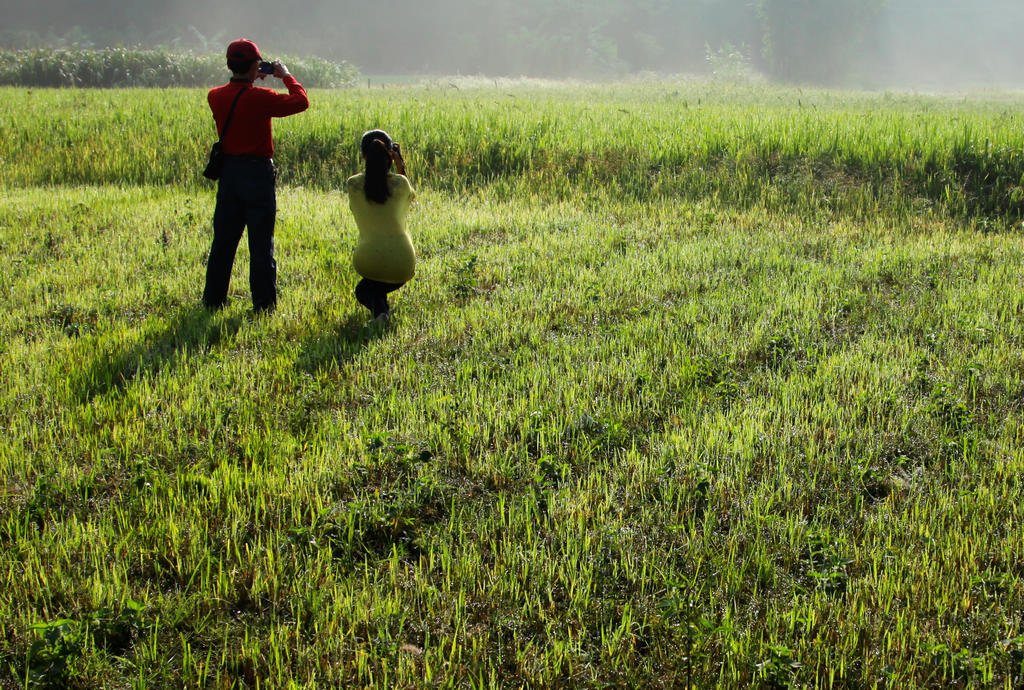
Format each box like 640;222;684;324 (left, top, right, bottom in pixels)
360;129;394;204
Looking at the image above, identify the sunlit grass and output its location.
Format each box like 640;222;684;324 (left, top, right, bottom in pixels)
3;81;1024;219
2;83;1024;687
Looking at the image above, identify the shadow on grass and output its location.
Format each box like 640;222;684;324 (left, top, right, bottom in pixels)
71;306;243;402
294;311;387;374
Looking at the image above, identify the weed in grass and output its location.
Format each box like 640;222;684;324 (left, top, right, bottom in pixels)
26;618;84;686
450;254;482;300
802;529;851;595
755;643;803;689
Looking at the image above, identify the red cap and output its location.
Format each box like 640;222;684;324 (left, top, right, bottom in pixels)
226;38;261;61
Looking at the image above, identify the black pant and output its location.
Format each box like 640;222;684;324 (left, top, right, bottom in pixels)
203;157;277;312
355;278;404;317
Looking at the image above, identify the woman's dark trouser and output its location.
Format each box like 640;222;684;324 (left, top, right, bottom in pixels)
355;278;405;317
203;157;277;312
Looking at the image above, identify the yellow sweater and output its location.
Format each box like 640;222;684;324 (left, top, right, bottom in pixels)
346;173;416;284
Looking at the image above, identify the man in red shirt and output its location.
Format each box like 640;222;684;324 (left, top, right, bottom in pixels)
203;38;309;313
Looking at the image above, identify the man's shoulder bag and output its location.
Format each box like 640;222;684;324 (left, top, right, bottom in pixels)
203;87;248;181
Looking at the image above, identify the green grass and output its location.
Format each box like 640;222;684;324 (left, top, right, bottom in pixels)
2;82;1024;688
3;81;1024;219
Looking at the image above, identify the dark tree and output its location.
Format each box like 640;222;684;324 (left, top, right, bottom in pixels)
756;0;885;84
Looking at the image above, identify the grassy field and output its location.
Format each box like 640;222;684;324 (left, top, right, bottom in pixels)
4;80;1024;220
2;81;1024;688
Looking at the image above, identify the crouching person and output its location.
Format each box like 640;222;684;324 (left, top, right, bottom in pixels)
346;129;416;323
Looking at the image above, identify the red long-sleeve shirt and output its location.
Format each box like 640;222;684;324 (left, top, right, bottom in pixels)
207;76;309;157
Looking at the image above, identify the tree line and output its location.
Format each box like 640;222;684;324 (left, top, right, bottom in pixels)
3;0;1023;86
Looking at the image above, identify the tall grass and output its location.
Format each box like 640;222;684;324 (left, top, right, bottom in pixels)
2;81;1023;220
2;83;1024;687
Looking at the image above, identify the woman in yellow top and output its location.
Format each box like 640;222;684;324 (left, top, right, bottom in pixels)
345;129;416;322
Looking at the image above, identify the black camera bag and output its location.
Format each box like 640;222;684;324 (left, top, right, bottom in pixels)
203;87;247;180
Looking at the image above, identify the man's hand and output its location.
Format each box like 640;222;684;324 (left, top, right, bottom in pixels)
272;61;291;79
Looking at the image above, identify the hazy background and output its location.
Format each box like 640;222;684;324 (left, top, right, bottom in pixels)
2;0;1023;88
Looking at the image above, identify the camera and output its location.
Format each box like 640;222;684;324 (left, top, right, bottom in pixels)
258;61;274;74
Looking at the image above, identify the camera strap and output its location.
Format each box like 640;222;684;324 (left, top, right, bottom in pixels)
217;86;249;142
